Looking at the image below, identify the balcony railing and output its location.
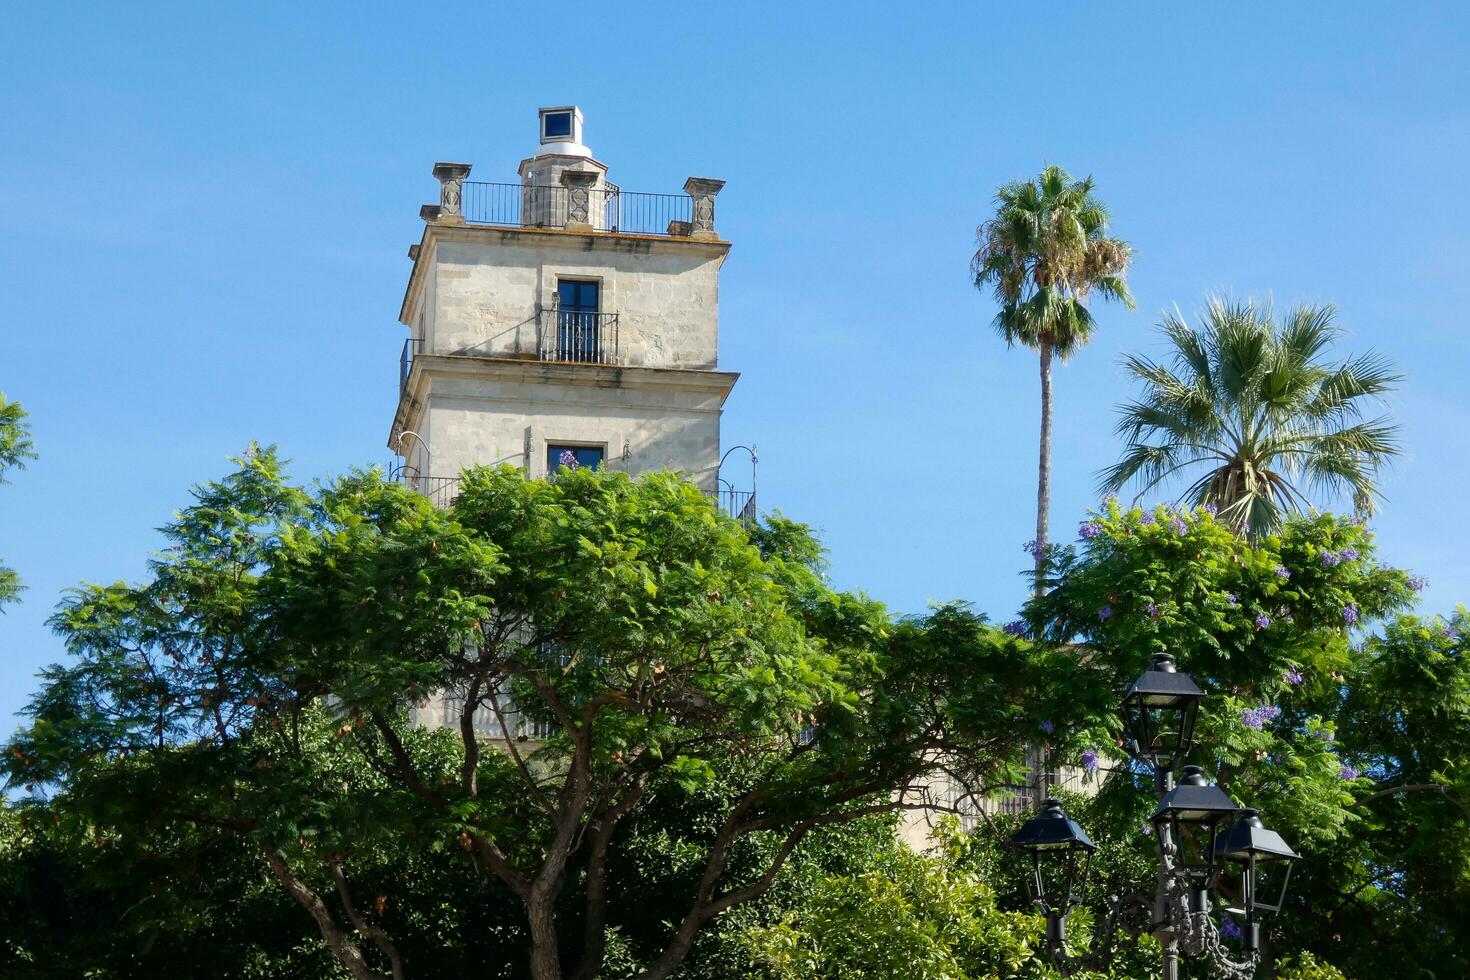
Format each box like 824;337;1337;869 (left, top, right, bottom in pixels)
541;310;620;365
460;181;694;237
393;471;755;521
400;337;423;398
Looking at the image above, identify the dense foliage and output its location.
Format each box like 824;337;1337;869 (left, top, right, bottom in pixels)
3;453;1074;980
1013;500;1465;976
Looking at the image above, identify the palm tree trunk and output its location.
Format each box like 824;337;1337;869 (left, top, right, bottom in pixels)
1035;340;1053;600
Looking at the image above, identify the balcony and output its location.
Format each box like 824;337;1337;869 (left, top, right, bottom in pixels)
398;308;622;399
540;310;619;365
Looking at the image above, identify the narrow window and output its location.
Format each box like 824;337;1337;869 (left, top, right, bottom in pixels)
548;444;604;473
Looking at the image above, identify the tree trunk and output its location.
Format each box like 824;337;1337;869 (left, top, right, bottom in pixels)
1035;340;1053;600
527;888;564;980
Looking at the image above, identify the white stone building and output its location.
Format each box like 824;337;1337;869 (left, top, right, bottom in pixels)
389;106;746;514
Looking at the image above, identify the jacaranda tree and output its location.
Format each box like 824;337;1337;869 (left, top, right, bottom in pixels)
1009;500;1461;975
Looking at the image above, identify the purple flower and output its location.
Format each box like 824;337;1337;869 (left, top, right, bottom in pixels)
1079;520;1103;539
1203;503;1219;516
1002;620;1027;637
1255;614;1272;630
1170;517;1188;535
1141;823;1154;836
1023;539;1044;557
1283;668;1304;686
1342;604;1359;626
1275;565;1291;580
1097;604;1113;622
1225;592;1239;607
1145;602;1160;618
1339;547;1359;562
1081;748;1100;773
1140;512;1157;526
1339;763;1361;781
1409;574;1429;592
1322;730;1336;742
558;449;579;469
1039;720;1055;735
1219;918;1243;941
1440;623;1459;641
1321;550;1343;567
1242;705;1281;730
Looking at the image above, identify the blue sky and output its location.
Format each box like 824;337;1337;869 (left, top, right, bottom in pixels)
3;2;1469;727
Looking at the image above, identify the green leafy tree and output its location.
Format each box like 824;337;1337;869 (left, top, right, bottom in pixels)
0;392;36;606
4;452;1064;980
741;816;1132;979
1099;298;1402;538
1016;502;1437;976
972;165;1134;593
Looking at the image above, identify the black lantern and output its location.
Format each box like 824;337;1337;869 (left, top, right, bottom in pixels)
1151;765;1240;908
1213;809;1299;950
1011;798;1098;946
1122;651;1205;779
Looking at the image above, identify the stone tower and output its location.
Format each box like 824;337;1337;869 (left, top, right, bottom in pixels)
389;106;742;511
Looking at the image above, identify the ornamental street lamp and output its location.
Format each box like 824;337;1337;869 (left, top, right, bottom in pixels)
1012;798;1097;948
1122;651;1204;785
1010;650;1298;980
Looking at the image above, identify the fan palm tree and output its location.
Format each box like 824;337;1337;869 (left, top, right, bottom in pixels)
1099;297;1402;538
973;166;1134;594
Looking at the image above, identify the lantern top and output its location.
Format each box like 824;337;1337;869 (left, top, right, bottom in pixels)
1011;798;1098;853
1152;765;1240;823
1214;809;1300;862
1124;651;1206;708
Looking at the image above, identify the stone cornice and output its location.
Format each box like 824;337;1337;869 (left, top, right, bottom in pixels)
388;355;740;450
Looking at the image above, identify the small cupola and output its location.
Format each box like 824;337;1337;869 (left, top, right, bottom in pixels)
534;105;591;160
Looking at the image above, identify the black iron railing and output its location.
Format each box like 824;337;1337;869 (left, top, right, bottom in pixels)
716;488;757;522
400;337;423;398
541;310;620;365
460;181;694;237
398;474;461;509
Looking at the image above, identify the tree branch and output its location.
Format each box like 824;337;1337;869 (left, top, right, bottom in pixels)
264;850;389;980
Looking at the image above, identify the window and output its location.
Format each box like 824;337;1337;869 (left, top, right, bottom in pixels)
542;110;573;140
556;279;601;362
548;444;604;473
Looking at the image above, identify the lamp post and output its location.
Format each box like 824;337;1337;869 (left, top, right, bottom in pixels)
1009;650;1299;979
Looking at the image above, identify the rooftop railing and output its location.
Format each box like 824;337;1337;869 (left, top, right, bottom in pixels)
426;164;726;240
461;182;693;237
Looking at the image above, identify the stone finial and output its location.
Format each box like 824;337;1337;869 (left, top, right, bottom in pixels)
683;177;726;240
559;170;600;231
432;162;473;224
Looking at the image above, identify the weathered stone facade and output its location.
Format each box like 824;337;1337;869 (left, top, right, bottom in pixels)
388;111;735;495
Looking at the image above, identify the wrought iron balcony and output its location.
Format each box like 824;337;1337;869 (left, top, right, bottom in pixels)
540;310;620;365
460;181;694;237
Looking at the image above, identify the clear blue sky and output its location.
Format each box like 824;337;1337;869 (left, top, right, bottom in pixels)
4;3;1469;728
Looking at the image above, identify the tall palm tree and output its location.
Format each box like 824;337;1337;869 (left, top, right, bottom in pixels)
973;166;1134;593
1099;297;1402;538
